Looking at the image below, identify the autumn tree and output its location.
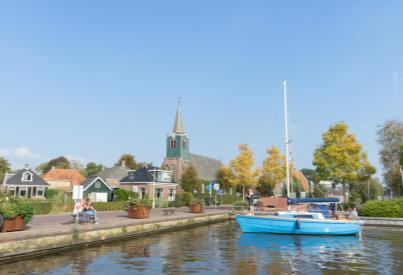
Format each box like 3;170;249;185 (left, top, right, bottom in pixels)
377;120;403;195
257;146;286;197
36;156;71;174
180;165;202;193
216;165;234;194
0;157;12;183
230;144;260;199
82;162;104;177
116;154;138;170
313;122;376;201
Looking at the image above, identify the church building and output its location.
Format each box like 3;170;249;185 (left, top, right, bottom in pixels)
162;104;222;182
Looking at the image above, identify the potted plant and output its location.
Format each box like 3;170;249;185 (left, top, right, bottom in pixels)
126;195;152;219
189;198;204;213
0;195;34;232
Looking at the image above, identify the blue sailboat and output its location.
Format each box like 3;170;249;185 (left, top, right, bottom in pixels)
235;81;361;236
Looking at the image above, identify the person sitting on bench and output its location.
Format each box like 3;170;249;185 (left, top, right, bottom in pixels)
83;198;97;222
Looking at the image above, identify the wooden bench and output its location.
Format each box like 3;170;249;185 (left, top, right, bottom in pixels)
163;208;176;216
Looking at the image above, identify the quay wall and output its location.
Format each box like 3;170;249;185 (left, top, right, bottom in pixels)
359;216;403;227
0;212;230;264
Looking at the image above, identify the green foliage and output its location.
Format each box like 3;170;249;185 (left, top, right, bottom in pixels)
221;195;242;205
114;189;134;201
0;195;34;224
36;156;71;174
233;201;248;208
155;198;169;208
359;200;403;218
126;193;152;209
45;188;61;199
173;195;183;207
92;201;126;211
216;166;234;191
0;157;12;183
116;154;138;170
180;166;202;193
293;178;302;198
181;192;194;206
256;176;275;197
377;120;403;195
300;168;320;184
30;201;53;215
82;162;104;177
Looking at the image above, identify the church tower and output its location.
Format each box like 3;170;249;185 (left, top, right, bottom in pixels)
162;101;190;182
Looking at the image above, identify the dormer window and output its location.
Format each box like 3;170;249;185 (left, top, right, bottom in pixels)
22;172;33;182
170;139;177;149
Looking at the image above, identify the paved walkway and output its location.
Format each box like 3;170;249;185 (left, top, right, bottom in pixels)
0;207;231;243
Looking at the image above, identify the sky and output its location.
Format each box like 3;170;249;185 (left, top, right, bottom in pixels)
0;1;402;178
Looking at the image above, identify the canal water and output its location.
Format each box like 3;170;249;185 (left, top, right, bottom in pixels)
1;221;402;274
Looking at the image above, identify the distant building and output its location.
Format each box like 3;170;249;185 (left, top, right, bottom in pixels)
43;167;85;191
161;103;222;182
80;176;113;202
119;167;177;201
272;170;310;197
1;165;49;198
96;163;129;188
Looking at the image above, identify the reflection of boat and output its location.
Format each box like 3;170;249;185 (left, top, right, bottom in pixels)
239;232;359;250
235;81;360;236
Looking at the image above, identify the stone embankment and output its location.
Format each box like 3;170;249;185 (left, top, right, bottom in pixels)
0;207;231;264
359;216;403;227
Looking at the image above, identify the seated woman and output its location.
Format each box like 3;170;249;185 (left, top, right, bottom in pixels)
83;198;97;222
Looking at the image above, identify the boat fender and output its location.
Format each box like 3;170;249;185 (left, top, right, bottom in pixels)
296;219;301;230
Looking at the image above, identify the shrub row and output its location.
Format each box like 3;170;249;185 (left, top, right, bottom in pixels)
92;201;126;211
30;201;53;215
359;198;403;218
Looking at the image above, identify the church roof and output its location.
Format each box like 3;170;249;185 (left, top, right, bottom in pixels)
173;104;185;134
189;153;223;181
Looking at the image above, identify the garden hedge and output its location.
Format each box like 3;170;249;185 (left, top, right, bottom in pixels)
359;199;403;218
92;201;126;211
30;201;53;215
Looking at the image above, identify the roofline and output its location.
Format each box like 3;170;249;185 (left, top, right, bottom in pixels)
83;176;113;191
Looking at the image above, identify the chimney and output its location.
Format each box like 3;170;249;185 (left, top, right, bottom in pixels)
51;166;56;170
24;164;30;169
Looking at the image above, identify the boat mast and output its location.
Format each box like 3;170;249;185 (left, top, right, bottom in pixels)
283;80;291;198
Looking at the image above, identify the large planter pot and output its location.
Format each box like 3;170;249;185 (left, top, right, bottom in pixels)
1;215;25;232
127;204;150;219
189;203;204;213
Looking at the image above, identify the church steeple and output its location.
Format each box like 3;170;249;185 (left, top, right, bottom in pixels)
173;99;185;134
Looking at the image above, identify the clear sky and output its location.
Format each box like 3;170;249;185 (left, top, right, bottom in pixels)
0;1;402;177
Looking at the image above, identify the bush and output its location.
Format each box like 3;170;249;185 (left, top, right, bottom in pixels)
155;198;169;208
233;200;248;208
0;195;34;224
221;195;242;205
30;201;53;215
92;201;125;211
114;189;134;201
181;192;194;206
359;200;403;218
173;195;183;207
45;189;61;199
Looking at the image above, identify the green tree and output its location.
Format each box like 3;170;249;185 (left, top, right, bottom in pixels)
377;120;403;195
350;178;384;204
216;165;234;193
257;146;286;197
0;157;12;183
300;168;319;184
36;156;71;174
313;122;376;201
230;144;260;199
82;162;104;177
116;154;138;170
180;165;202;193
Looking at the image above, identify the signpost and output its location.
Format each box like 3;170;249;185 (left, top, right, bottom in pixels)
72;185;83;200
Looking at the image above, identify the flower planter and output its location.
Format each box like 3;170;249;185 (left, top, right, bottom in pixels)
1;215;25;232
189;203;204;213
127;204;150;219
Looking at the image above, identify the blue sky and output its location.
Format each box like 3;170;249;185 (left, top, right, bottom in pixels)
0;1;402;177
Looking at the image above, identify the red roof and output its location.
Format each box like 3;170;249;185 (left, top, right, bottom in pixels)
293;171;310;192
43;168;85;186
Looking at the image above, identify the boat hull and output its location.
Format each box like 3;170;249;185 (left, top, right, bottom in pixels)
235;215;360;235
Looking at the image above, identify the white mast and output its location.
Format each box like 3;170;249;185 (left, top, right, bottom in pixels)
283;80;291;198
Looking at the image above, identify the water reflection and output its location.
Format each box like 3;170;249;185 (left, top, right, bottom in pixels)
0;222;402;274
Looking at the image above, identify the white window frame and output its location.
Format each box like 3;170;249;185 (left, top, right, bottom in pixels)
22;172;33;182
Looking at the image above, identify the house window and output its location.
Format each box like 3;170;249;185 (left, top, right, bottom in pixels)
95;181;101;188
170;139;177;149
140;187;146;199
168;189;175;201
22;172;33;182
19;187;27;197
155;188;163;199
8;187;15;196
37;188;44;196
33;187;37;196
